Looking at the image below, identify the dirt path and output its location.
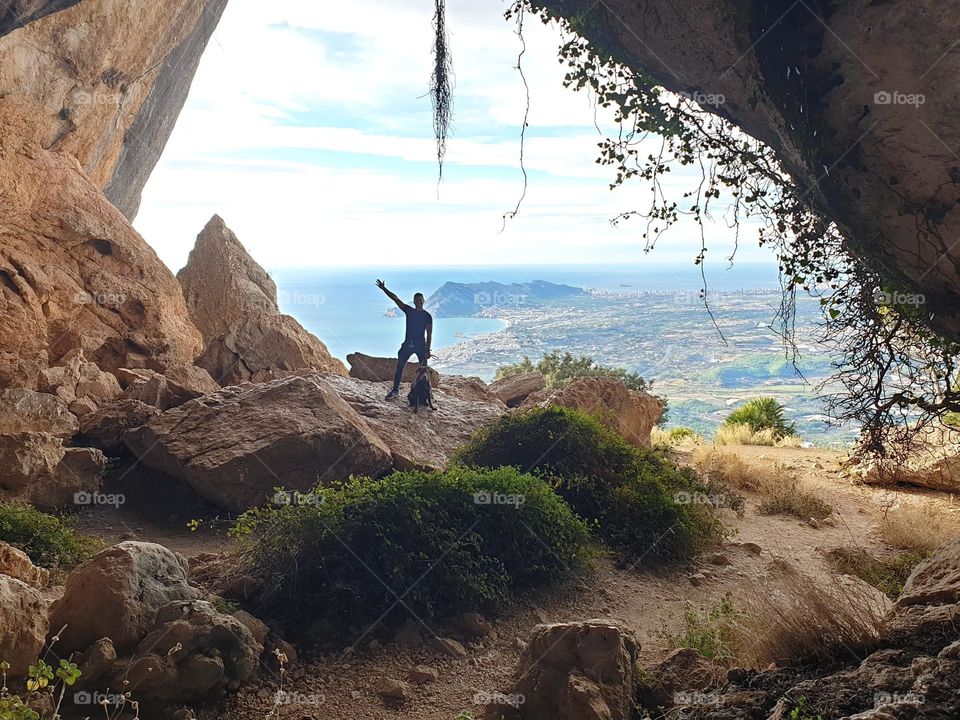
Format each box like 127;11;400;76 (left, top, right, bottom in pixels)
77;446;960;720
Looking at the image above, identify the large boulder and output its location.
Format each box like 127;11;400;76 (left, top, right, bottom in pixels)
123;375;394;511
177;216;347;385
861;425;960;493
48;541;200;655
0;575;48;676
0;96;203;387
322;374;507;471
486;620;640;720
0;433;106;508
0;0;228;220
0;432;65;493
488;371;545;408
119;600;260;700
0;389;77;437
347;352;440;386
521;377;663;447
75;399;160;455
439;375;505;405
119;364;219;410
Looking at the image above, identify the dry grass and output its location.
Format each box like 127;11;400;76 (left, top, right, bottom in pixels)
693;448;833;520
714;423;803;447
650;426;704;450
879;503;960;554
825;546;926;599
733;561;889;668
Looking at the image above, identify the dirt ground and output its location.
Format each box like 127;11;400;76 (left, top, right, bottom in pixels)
75;446;960;720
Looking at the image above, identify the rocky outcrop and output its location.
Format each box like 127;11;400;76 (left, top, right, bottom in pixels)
663;538;960;719
48;541;200;655
0;1;82;37
861;425;960;493
0;96;203;387
123;374;394;512
347;352;439;386
118;364;219;410
486;619;640;720
177;216;347;385
322;374;507;471
488;371;545;407
37;348;121;416
0;432;106;509
439;375;505;405
119;600;260;700
0;389;77;437
0;574;48;676
0;541;49;588
521;377;663;446
536;0;960;340
0;0;227;220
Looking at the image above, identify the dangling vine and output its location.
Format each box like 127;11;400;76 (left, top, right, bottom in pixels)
430;0;453;184
501;0;960;460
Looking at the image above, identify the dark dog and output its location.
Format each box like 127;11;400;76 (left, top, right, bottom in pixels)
407;366;435;413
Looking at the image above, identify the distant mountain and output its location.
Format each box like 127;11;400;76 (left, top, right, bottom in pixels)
425;280;586;317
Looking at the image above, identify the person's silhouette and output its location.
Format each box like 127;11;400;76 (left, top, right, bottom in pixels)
377;279;433;400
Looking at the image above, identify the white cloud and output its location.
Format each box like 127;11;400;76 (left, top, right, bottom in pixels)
134;0;777;272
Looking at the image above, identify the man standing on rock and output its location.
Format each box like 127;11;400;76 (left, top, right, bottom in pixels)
377;279;433;400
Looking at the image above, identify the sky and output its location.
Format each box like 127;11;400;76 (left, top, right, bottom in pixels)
133;0;777;273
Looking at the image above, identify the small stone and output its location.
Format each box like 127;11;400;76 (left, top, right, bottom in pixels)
513;637;528;653
376;677;411;702
708;553;732;566
408;665;439;684
739;542;762;555
430;636;468;659
688;573;707;587
350;690;362;700
806;517;821;529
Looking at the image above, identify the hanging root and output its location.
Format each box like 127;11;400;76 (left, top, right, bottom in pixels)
431;0;453;183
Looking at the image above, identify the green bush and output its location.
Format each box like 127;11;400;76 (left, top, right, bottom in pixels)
724;396;796;438
659;593;741;664
495;351;665;419
0;502;99;570
453;407;724;565
826;547;927;599
230;467;591;630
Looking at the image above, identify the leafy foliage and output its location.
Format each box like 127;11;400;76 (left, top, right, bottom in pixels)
0;502;99;570
495;350;654;393
453;406;724;565
724;397;796;438
231;467;591;630
826;547;926;599
659;593;740;664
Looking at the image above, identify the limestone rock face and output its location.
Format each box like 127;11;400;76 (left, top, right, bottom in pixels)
521;377;663;447
119;364;219;410
0;541;49;588
861;425;960;493
177;216;347;385
0;433;66;493
76;399;160;455
0;432;106;507
347;352;439;387
487;620;640;720
38;348;121;413
0;574;48;676
48;541;200;654
0;97;203;387
895;538;960;609
0;0;227;219
0;1;82;37
119;600;261;700
322;374;507;471
439;375;505;405
123;375;394;512
0;389;77;437
488;372;545;408
539;0;960;340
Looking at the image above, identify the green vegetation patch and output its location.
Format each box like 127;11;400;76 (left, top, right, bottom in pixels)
0;501;99;570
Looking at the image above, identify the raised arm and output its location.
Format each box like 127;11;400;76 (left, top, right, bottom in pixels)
376;279;406;309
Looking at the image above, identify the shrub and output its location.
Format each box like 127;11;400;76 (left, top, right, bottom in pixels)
659;593;741;664
825;547;926;599
693;449;832;520
230;467;591;630
733;563;888;668
724;397;796;439
651;426;703;449
879;504;960;554
0;502;99;570
453;407;725;565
